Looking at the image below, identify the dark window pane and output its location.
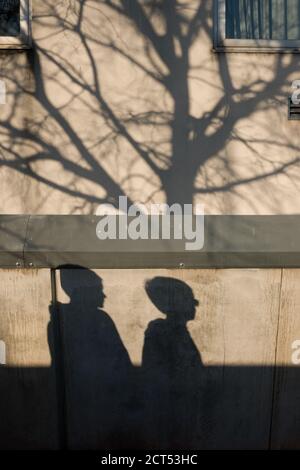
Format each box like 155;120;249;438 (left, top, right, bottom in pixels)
0;0;20;36
225;0;300;40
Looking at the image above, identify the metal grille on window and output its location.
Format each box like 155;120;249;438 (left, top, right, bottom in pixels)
226;0;300;40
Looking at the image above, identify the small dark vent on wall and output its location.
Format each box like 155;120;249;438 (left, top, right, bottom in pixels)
288;97;300;120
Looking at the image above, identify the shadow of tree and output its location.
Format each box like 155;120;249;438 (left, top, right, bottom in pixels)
0;0;300;213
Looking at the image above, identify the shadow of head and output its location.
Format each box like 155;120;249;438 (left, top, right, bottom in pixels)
145;277;199;323
60;266;106;308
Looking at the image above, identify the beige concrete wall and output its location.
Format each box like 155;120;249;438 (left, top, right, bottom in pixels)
0;269;59;449
1;1;300;214
1;267;300;449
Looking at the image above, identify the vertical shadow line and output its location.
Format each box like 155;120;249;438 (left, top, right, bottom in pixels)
22;215;31;266
268;267;284;450
50;268;68;450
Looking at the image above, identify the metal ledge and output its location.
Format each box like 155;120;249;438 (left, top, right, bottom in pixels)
0;216;29;267
1;215;300;268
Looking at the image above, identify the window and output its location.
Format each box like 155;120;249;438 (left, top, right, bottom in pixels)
0;0;31;49
214;0;300;51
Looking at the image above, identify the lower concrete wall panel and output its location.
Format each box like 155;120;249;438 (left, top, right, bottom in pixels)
0;268;300;449
0;269;59;450
270;269;300;449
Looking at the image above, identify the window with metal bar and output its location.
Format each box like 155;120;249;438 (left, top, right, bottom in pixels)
0;0;31;49
0;0;20;36
215;0;300;51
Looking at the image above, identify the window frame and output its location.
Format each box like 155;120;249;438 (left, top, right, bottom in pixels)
0;0;31;49
214;0;300;52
